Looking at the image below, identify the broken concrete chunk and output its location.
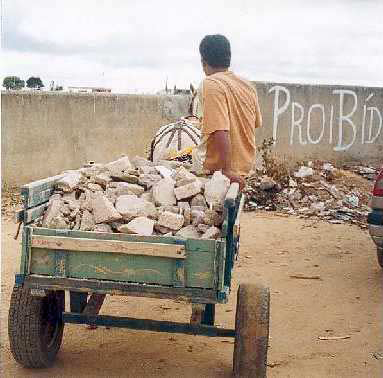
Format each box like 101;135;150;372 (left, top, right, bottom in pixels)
158;160;182;170
56;171;82;192
204;171;230;206
152;178;176;206
115;195;157;220
94;173;112;188
91;192;122;223
158;205;179;214
191;209;205;226
47;216;69;230
201;226;221;240
139;165;157;175
157;211;184;231
176;225;200;239
259;176;276;190
87;183;104;192
106;156;133;176
118;217;154;236
178;202;191;226
42;199;64;228
190;194;207;208
155;165;174;179
109;182;144;196
154;223;173;234
140;190;153;203
172;166;197;183
197;224;210;233
174;180;202;201
80;210;95;231
93;223;113;233
132;156;154;168
138;173;162;189
203;209;224;227
294;166;314;178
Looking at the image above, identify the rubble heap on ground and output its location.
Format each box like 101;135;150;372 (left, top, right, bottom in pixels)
244;159;376;229
32;156;231;239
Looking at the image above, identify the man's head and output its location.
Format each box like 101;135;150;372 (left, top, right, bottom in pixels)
199;34;231;76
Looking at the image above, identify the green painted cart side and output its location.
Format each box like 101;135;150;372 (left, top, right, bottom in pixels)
16;177;243;304
10;175;270;376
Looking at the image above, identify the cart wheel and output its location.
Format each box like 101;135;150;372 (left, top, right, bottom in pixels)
8;285;65;368
233;283;270;378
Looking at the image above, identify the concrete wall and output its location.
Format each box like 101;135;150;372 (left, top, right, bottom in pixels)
254;81;382;164
1;91;189;186
2;81;382;186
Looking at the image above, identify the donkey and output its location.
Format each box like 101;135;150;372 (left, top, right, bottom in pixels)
150;84;202;162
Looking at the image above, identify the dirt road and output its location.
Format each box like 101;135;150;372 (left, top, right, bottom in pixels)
1;213;382;377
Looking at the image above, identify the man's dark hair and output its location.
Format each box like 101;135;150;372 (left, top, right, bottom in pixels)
199;34;231;68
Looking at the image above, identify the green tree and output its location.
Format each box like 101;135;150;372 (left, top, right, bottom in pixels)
2;76;25;90
26;76;44;89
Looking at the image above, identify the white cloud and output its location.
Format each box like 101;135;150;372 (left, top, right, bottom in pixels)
2;0;383;92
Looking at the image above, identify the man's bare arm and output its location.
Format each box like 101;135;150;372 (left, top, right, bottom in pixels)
205;130;245;190
205;130;231;172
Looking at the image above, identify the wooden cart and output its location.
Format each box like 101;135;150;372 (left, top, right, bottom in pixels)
9;176;270;377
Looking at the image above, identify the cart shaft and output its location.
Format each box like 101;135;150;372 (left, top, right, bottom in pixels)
63;312;235;338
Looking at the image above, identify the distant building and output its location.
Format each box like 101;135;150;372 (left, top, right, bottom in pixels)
156;84;191;95
68;86;112;93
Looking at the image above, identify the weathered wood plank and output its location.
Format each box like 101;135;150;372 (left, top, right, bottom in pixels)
32;227;216;253
31;235;186;259
32;227;184;246
15;209;24;223
24;188;53;209
234;195;245;238
25;275;218;303
21;174;62;198
23;203;48;223
224;182;239;208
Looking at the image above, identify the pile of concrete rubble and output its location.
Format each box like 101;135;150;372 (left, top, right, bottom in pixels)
244;160;377;229
33;156;231;239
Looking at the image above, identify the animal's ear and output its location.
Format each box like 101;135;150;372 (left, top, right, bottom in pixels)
190;83;196;95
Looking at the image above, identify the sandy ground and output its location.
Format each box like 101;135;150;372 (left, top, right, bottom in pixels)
1;213;382;377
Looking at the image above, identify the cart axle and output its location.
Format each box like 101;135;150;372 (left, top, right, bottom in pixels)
63;312;236;338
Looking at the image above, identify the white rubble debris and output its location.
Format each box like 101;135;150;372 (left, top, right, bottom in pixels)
34;156;232;239
204;171;230;206
91;192;122;223
80;210;95;231
155;165;174;178
152;178;177;206
174;180;202;200
175;225;200;239
157;211;184;231
56;172;82;192
201;226;221;239
118;217;155;236
294;166;314;178
94;223;113;233
115;195;156;220
106;156;133;175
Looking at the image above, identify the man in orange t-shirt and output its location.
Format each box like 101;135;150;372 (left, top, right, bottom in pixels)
194;34;262;189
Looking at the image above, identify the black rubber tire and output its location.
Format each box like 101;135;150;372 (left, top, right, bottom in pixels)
377;247;383;268
8;285;65;368
233;283;270;378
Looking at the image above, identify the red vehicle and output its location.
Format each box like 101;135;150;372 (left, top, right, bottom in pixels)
368;167;383;268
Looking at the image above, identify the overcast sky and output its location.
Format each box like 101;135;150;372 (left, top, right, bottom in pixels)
1;0;383;93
